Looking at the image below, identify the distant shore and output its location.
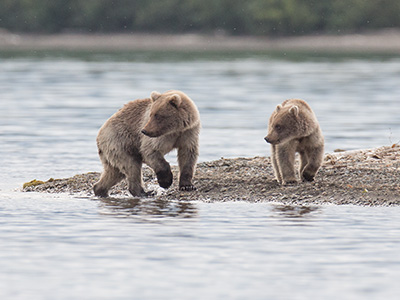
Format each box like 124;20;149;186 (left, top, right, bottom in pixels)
23;145;400;206
2;29;400;53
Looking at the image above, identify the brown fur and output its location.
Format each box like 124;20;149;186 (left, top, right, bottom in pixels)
93;90;200;197
264;99;324;185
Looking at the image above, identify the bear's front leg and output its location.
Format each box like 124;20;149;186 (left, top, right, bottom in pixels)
177;144;198;191
146;151;173;189
271;145;283;184
156;165;173;189
276;143;298;185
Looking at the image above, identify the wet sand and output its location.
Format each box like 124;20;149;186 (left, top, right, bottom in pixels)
1;30;400;53
23;145;400;206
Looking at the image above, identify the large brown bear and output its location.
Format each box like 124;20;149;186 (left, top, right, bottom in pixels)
93;90;200;197
264;99;324;185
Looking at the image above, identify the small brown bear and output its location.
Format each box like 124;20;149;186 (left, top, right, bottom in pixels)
93;90;200;197
264;99;324;185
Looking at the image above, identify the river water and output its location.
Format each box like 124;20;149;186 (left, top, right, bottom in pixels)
1;51;400;299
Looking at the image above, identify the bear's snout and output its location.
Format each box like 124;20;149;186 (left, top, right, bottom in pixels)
264;136;277;144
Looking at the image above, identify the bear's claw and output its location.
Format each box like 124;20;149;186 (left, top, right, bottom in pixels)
179;185;196;191
282;180;298;185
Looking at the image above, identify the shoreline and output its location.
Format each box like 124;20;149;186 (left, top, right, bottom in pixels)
2;30;400;53
23;145;400;206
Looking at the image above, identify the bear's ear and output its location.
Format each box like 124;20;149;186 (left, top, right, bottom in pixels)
150;91;162;102
168;94;182;109
289;105;299;117
276;104;282;112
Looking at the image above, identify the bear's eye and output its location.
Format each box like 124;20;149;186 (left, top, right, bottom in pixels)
275;124;282;131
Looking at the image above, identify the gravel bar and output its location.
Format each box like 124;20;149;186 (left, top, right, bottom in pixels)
23;145;400;206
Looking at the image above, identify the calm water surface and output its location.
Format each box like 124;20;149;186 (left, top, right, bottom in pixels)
1;52;400;299
1;195;400;300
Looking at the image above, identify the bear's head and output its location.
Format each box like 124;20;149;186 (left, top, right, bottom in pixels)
264;103;309;145
141;90;199;138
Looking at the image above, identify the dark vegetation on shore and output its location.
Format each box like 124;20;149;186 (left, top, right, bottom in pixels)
1;0;400;36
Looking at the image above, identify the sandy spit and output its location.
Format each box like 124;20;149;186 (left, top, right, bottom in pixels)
1;30;400;53
23;145;400;206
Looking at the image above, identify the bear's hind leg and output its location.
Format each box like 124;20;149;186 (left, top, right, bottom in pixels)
120;159;148;197
94;162;125;197
299;150;309;178
301;146;324;182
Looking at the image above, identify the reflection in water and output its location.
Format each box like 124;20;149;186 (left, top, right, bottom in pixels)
271;204;320;219
98;197;197;219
